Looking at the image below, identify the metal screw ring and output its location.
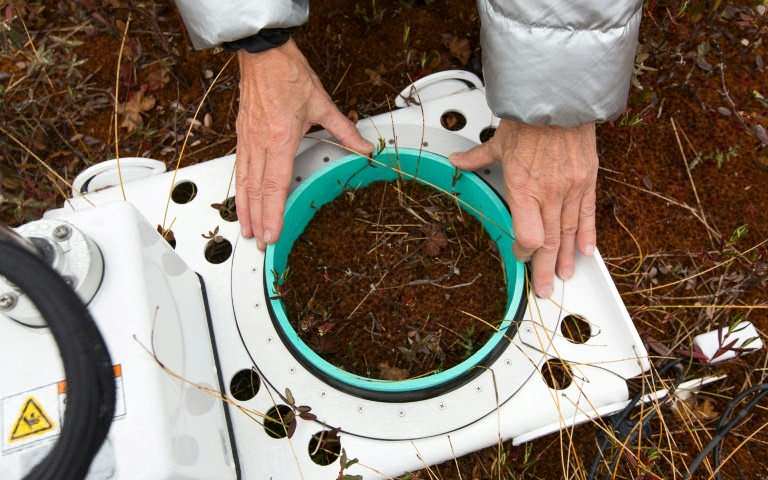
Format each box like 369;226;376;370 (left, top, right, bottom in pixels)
52;224;72;241
0;292;18;311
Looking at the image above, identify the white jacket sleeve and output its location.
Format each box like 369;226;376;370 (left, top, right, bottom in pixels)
478;0;643;127
174;0;309;49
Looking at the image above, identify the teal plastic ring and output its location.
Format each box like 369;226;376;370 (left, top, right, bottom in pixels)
265;148;525;398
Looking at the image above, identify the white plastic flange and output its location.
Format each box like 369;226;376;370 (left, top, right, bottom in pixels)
395;70;483;108
693;321;763;363
72;157;166;195
0;219;103;327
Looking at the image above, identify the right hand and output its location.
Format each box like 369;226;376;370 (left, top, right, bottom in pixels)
236;39;373;249
450;120;598;298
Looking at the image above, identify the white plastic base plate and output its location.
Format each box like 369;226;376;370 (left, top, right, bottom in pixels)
20;72;649;479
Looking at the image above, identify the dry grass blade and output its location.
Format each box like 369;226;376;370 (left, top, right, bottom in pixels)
704;419;768;480
18;13;54;90
629;304;768;310
113;13;132;201
670;117;718;245
603;175;720;240
447;435;463;480
260;378;305;480
0;125;93;208
160;55;234;231
410;441;442;480
304;136;517;243
331;62;353;97
610;205;645;278
405;73;426;177
132;334;268;425
625;237;768;296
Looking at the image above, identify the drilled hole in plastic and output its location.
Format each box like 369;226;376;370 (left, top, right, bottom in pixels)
230;369;260;401
560;314;592;344
440;110;467;131
483;169;491;175
308;430;341;466
205;238;232;264
212;196;237;222
264;405;296;439
322;156;330;163
541;359;573;390
295;176;303;183
171;181;197;204
479;127;496;143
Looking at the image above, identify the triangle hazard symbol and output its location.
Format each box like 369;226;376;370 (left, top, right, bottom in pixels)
9;398;54;442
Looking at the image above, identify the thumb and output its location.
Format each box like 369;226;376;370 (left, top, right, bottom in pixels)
319;101;374;157
449;143;496;171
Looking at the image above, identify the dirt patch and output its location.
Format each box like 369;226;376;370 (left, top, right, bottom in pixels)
280;180;507;380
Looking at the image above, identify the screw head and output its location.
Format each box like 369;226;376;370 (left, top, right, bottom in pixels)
0;292;18;311
52;224;72;241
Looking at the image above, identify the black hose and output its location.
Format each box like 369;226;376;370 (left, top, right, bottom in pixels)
589;357;768;480
588;360;684;480
685;383;768;480
0;237;115;480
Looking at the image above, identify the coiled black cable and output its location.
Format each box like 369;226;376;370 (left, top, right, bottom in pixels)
0;235;115;480
589;357;768;480
685;382;768;479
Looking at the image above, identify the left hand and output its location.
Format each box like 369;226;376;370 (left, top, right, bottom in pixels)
449;119;599;298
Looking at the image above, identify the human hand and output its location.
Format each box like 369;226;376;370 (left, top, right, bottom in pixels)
236;39;373;249
449;119;598;298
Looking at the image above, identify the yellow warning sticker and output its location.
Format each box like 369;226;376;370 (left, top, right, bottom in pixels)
9;397;54;443
2;363;124;455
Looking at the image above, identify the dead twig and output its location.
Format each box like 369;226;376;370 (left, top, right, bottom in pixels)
670;117;718;245
113;13;132;201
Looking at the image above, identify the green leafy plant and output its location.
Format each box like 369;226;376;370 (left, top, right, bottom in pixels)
337;449;362;480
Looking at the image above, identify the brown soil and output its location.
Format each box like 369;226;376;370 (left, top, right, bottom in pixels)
281;180;507;380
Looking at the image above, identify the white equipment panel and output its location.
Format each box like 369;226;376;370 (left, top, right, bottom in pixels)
1;71;649;479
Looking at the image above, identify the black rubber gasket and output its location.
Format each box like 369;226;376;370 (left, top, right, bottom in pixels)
262;171;527;402
196;274;242;480
265;281;525;403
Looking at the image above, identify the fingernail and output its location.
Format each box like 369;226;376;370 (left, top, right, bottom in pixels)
257;240;266;251
584;244;595;256
241;226;248;238
264;229;274;245
537;284;553;298
560;266;573;280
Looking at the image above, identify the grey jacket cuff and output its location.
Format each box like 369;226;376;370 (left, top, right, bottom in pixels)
174;0;309;50
478;0;642;127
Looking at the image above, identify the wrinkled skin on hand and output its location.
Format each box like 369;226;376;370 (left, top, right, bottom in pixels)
450;119;599;298
235;39;373;249
235;41;598;297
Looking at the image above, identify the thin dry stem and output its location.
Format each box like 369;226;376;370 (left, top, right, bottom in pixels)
161;55;234;230
113;13;132;201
